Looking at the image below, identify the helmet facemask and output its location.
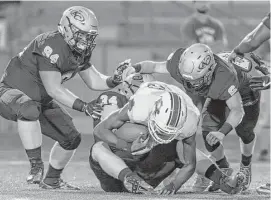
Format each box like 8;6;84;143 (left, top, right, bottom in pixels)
65;17;98;57
182;63;216;94
148;115;179;144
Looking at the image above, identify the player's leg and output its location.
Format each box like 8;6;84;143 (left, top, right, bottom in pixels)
91;141;153;194
0;87;44;184
199;100;233;192
89;143;128;192
196;149;245;194
235;100;260;191
38;102;81;190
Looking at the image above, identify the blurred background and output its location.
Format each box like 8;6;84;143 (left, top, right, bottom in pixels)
0;1;269;158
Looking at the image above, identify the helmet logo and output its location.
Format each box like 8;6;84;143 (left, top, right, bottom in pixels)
154;98;163;115
199;55;211;69
70;9;85;23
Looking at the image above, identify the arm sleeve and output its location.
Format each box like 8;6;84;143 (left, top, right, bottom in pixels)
262;12;270;29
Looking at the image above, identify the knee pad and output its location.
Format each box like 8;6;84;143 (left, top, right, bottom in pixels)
202;131;221;152
237;130;255;144
18;100;41;121
59;133;81;150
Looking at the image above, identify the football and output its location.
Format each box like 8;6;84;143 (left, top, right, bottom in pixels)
114;122;148;143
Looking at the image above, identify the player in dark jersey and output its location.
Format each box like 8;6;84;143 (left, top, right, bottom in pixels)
228;12;270;196
115;43;262;192
0;6;122;190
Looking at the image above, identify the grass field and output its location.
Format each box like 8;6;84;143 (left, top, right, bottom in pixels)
0;133;270;200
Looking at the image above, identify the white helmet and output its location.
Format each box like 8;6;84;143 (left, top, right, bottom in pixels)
178;43;216;94
58;6;98;57
118;73;155;98
148;91;187;144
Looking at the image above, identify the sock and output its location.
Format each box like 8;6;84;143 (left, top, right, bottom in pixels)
118;167;132;182
44;164;63;185
25;146;42;161
205;164;223;185
241;154;252;166
216;156;229;168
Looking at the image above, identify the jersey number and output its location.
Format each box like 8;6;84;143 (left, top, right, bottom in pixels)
100;95;118;106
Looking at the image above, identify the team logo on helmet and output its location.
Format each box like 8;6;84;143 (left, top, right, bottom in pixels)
69;9;85;23
199;55;211;69
153;98;163;115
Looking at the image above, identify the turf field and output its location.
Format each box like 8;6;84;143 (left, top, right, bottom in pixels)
0;131;270;200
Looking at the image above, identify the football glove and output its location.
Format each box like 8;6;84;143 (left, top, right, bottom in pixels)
113;59;135;83
250;52;270;75
82;100;103;120
156;182;176;195
131;133;153;156
249;75;271;91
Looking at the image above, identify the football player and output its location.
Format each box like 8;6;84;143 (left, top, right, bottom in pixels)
116;43;262;192
228;12;270;195
0;6;122;189
90;81;245;195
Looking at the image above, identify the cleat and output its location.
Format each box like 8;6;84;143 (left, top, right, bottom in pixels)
192;174;210;192
39;178;80;190
208;167;233;192
219;171;246;194
123;172;153;194
240;163;251;191
256;183;271;195
26;159;44;184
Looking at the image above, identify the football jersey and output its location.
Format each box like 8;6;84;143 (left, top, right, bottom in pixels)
166;48;260;106
93;91;128;128
1;31;91;104
127;81;200;140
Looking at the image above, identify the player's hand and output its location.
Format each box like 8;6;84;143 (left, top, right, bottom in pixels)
249;75;271;91
206;131;225;146
113;59;135;83
228;50;244;64
156;182;176;195
83;100;103;120
250;52;270;75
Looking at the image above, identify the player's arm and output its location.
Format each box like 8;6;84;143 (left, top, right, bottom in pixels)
132;61;169;74
232;13;270;56
93;103;130;149
79;64;119;91
172;134;197;191
38;56;101;117
221;92;244;134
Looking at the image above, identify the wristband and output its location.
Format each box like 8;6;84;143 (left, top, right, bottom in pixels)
116;139;128;150
219;122;233;136
106;76;119;88
132;63;142;73
72;98;87;112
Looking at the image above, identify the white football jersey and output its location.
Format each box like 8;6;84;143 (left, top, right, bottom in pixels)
127;81;200;140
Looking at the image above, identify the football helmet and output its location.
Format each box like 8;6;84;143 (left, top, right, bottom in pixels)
178;43;216;94
118;73;155;98
58;6;98;57
148;91;187;144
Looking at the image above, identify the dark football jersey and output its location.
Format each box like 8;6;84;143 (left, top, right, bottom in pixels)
262;12;270;29
93;91;128;128
1;31;91;104
167;48;260;105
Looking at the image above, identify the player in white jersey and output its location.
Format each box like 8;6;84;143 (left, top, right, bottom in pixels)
90;76;245;195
